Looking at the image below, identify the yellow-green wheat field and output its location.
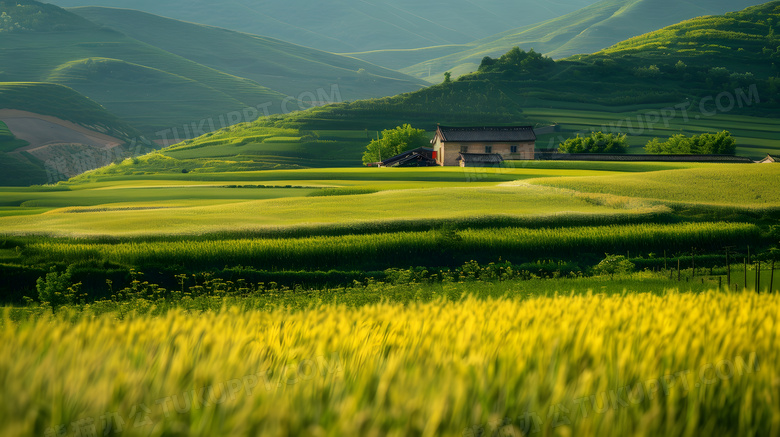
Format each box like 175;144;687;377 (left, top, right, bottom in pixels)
2;291;779;436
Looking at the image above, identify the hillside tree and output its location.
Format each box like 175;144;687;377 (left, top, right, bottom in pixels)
362;124;429;165
645;131;736;154
558;132;629;154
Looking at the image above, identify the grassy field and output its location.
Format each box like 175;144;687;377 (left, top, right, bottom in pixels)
2;289;776;436
0;163;704;235
531;165;780;207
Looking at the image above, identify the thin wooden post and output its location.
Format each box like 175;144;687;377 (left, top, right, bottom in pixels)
756;261;761;293
725;247;731;287
718;276;722;290
744;258;748;291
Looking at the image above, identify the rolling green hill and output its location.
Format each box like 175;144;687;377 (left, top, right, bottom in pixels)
0;0;286;136
273;1;780;130
2;1;428;140
46;0;596;53
0;81;137;138
0;82;143;186
66;6;428;101
90;1;780;174
399;0;769;82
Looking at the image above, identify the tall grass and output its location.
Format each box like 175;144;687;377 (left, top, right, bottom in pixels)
26;222;761;270
2;290;777;436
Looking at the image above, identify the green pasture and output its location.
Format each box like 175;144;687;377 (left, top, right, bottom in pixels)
532;164;780;207
4;163;777;237
0;183;661;236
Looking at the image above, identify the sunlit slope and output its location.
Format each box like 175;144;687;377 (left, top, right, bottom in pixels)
0;183;660;235
401;0;768;81
531;165;780;207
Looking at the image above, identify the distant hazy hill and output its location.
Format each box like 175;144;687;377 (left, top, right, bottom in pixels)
0;82;141;185
67;6;427;100
258;0;780;130
0;1;286;136
45;0;596;53
399;0;769;82
1;1;428;139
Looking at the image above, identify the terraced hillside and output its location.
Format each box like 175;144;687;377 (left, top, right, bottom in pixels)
399;0;769;81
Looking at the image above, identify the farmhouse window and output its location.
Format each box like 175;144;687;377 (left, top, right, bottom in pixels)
460;146;469;153
511;146;518;153
485;146;492;153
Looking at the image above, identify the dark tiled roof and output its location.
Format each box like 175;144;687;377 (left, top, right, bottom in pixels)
458;153;504;164
534;153;754;163
437;126;536;142
381;147;435;167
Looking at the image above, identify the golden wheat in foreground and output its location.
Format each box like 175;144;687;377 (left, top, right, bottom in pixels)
2;291;778;436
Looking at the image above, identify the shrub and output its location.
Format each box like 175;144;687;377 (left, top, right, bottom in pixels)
559;132;629;154
644;131;736;155
593;254;635;279
36;268;85;310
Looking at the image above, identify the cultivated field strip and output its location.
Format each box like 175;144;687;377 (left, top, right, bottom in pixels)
24;222;760;270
